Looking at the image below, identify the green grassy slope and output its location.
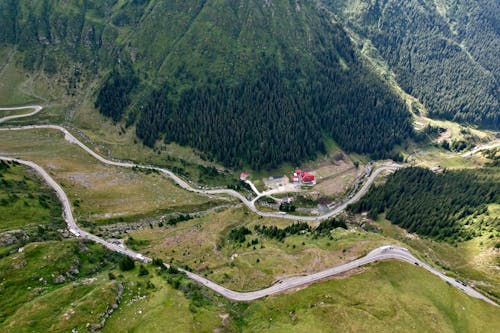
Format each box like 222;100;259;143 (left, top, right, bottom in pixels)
0;240;121;329
243;261;500;333
0;160;62;232
1;175;497;332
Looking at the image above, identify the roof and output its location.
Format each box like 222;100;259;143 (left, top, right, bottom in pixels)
302;172;315;181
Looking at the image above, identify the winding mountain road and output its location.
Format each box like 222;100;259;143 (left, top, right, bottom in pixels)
0;105;42;124
0;122;401;223
0;105;497;305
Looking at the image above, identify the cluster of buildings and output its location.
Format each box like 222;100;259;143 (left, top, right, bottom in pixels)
241;168;316;190
290;169;315;185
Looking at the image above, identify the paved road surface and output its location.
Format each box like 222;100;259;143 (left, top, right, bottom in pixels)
0;105;497;305
461;141;500;157
0;122;401;223
0;105;42;124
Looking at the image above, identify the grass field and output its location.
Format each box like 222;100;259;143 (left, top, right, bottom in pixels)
101;273;225;333
0;240;230;333
126;207;397;291
373;214;500;301
0;129;223;225
0;161;62;231
1;235;498;332
0;59;64;107
0;108;34;118
0;240;121;329
410;146;488;170
242;260;500;333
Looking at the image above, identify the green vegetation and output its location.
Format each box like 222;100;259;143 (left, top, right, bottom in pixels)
242;261;500;332
95;68;138;122
278;202;296;212
351;167;499;242
227;226;252;244
126;208;388;291
119;256;135;272
0;160;63;235
138;264;149;277
0;0;414;169
254;223;310;241
254;218;347;242
0;129;222;226
0;240;121;328
328;0;499;129
2;239;498;332
135;51;412;168
374;213;500;301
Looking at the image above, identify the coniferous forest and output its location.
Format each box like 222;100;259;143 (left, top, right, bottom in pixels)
327;0;499;129
1;0;496;168
134;31;413;169
350;167;499;242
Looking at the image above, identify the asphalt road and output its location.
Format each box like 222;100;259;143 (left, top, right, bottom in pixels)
0;122;401;223
0;105;42;123
461;141;500;157
180;246;497;304
0;105;497;306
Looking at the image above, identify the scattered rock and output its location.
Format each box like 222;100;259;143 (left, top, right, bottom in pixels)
66;267;80;279
12;259;27;269
54;275;66;284
90;282;124;332
0;230;28;246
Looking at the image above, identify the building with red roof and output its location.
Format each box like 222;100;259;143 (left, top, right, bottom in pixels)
301;172;315;184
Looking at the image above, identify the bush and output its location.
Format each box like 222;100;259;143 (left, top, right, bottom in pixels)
119;256;135;271
228;226;251;243
138;265;149;276
152;258;164;267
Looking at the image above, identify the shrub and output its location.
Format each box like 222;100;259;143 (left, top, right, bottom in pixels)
119;256;135;271
138;265;149;276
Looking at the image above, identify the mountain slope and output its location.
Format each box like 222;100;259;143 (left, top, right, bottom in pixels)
1;0;416;168
326;0;499;129
119;0;415;168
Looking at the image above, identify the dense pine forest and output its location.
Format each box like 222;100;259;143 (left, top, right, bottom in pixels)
327;0;499;129
350;167;499;242
133;19;413;169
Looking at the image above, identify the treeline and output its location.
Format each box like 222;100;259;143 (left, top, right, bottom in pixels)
350;167;499;242
254;223;311;241
135;50;413;169
254;218;347;241
227;226;252;243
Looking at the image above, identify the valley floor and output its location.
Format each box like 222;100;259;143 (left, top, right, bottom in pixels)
0;105;499;332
